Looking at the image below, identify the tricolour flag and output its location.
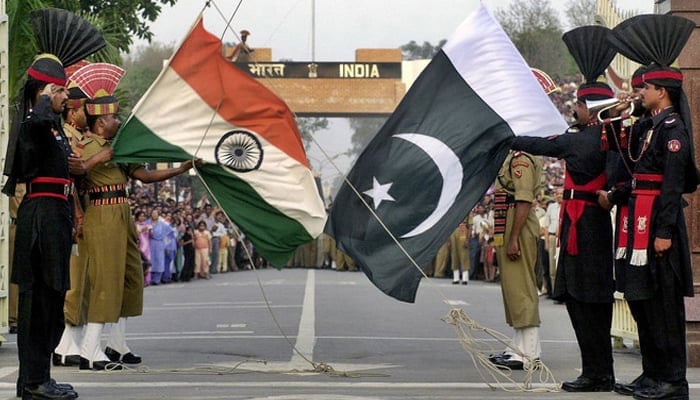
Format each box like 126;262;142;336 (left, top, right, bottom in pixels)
325;3;568;302
112;18;327;266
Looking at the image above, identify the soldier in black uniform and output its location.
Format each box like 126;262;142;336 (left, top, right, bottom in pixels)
601;15;697;400
2;9;105;400
510;25;617;392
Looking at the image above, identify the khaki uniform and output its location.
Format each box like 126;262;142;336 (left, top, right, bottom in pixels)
494;151;541;329
63;123;89;325
81;135;143;323
449;222;470;274
432;242;450;278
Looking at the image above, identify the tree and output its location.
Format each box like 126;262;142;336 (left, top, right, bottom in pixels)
495;0;577;78
296;117;330;150
7;0;175;103
565;0;596;28
400;40;446;60
120;42;175;115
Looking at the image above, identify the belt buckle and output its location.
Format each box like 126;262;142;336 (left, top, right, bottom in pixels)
64;183;72;198
567;188;575;199
631;178;637;190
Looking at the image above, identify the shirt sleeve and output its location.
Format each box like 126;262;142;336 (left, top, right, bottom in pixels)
511;154;537;203
655;124;690;239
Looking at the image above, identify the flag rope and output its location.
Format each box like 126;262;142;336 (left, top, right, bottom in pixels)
183;0;558;390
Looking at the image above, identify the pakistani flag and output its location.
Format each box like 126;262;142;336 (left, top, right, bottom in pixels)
325;3;568;302
113;18;327;266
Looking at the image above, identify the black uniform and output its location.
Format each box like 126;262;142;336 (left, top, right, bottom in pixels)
611;107;694;384
512;124;615;381
12;95;73;388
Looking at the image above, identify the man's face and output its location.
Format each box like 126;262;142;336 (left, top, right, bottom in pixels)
640;83;663;110
573;100;590;125
70;106;87;128
49;85;68;114
99;113;121;139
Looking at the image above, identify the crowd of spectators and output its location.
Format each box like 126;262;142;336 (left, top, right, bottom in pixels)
128;180;267;287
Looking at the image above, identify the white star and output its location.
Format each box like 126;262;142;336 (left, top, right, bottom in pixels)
363;177;395;210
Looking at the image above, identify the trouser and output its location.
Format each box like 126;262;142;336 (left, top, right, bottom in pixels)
217;247;228;272
548;235;558;287
17;280;65;386
210;237;220;274
469;237;482;279
565;297;614;379
8;222;18;328
433;242;450;278
627;264;687;382
163;250;173;282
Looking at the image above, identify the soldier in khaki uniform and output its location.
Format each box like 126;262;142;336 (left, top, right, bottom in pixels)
431;241;450;279
489;151;542;370
449;219;470;284
54;81;114;366
71;63;195;370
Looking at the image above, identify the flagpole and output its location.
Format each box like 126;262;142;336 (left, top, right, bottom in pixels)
311;0;316;62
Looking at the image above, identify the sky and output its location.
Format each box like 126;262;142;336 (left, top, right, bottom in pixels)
135;0;656;189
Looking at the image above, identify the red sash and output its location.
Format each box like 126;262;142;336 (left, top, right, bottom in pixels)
562;172;606;255
629;173;663;266
614;182;629;260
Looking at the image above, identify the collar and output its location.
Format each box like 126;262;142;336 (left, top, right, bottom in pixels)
650;106;675;128
89;132;112;147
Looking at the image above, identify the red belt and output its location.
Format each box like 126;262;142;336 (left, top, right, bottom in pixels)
26;177;73;201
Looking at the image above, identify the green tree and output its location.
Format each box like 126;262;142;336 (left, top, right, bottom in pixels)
119;42;175;115
495;0;577;78
566;0;596;28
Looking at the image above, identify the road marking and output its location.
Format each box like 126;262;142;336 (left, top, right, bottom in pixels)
445;300;469;306
289;269;316;368
215;324;247;329
163;301;265;306
0;367;16;379
143;304;300;311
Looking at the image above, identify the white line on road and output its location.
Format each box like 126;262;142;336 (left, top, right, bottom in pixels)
289;270;316;367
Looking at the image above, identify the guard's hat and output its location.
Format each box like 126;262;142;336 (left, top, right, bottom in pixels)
563;26;617;102
70;63;125;115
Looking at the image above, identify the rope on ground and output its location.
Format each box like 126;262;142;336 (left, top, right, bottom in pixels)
442;307;559;393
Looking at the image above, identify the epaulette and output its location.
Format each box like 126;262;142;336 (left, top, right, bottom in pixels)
80;137;95;146
664;115;679;128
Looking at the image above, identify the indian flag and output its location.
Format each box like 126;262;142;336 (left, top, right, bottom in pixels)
113;18;327;266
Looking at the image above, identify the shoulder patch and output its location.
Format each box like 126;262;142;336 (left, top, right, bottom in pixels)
667;139;682;153
511;160;531;169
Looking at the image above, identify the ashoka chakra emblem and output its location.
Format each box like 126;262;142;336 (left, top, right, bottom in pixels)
215;130;263;172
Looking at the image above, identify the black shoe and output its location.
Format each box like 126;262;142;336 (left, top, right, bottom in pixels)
79;357;123;371
52;353;81;367
490;356;523;370
615;375;656;396
561;376;614;392
452;281;460;285
105;347;142;364
633;381;689;400
462;281;468;285
22;380;78;400
487;352;511;363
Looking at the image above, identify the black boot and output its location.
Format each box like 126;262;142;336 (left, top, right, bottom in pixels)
561;375;614;392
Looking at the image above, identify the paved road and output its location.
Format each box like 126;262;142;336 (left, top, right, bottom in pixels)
0;268;698;399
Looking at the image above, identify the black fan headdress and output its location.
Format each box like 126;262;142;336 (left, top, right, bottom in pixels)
27;8;106;86
563;25;617;101
608;15;656;88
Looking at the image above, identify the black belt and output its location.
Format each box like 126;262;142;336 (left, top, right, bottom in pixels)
631;179;662;190
563;189;598;203
27;177;73;201
88;189;128;200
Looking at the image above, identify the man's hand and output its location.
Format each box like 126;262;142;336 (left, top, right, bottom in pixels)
654;237;672;257
68;155;85;175
506;239;520;261
93;148;114;164
597;190;612;210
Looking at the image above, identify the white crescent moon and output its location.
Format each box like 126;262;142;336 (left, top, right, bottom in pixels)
393;133;463;238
